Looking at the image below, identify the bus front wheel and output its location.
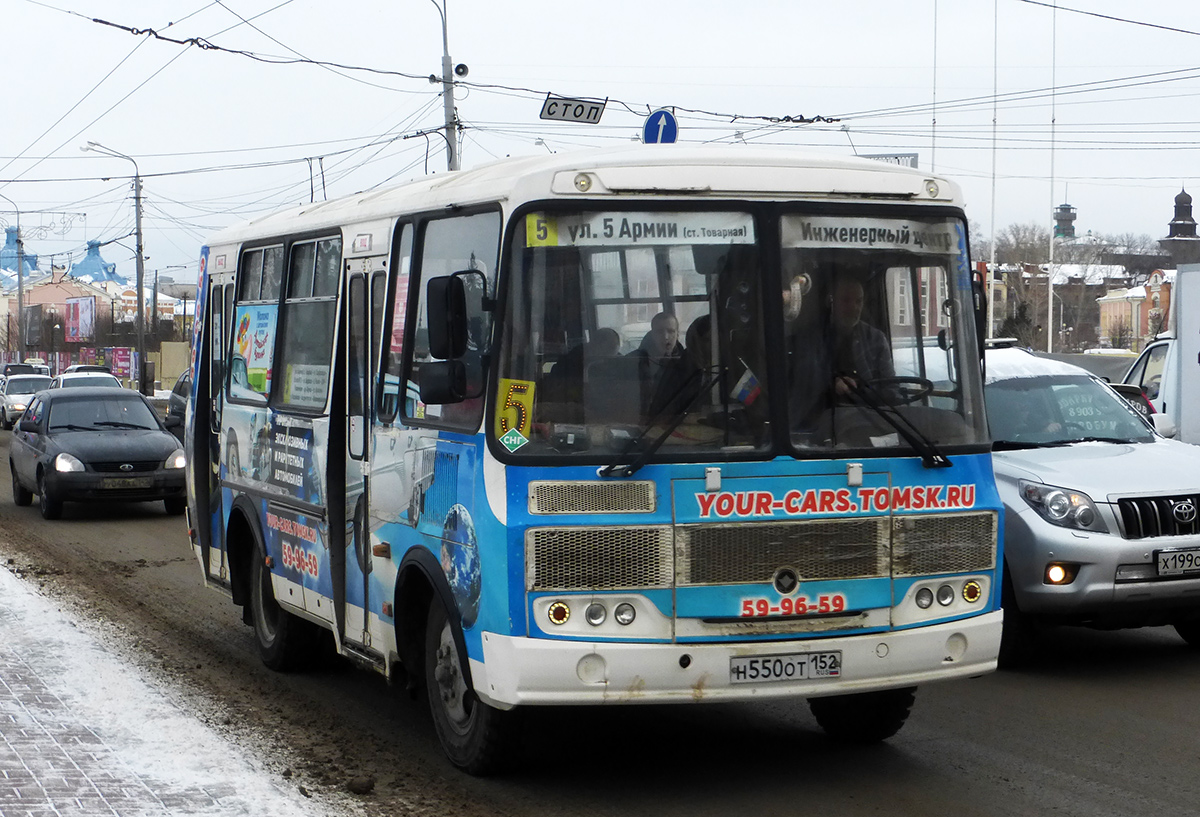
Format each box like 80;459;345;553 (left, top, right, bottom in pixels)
808;686;916;744
424;599;517;775
250;547;314;671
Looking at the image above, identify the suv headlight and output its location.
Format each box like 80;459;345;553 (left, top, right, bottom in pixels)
54;453;85;473
1019;480;1108;532
165;449;186;469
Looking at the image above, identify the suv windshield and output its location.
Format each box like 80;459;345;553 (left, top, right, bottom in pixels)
987;374;1155;446
492;206;986;463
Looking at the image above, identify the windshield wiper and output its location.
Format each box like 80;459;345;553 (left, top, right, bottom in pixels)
1060;435;1136;445
50;423;97;431
94;421;152;430
843;379;951;469
600;367;717;478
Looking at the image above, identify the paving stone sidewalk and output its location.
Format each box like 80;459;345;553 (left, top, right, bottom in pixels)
0;566;330;817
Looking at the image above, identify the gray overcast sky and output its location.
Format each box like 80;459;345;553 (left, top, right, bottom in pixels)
4;0;1200;281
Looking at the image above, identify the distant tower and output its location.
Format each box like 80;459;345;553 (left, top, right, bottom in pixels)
1053;203;1077;239
1159;188;1200;265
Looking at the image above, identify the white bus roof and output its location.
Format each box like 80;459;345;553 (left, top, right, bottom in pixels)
206;146;963;249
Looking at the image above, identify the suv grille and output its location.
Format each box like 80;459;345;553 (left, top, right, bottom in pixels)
1118;494;1200;539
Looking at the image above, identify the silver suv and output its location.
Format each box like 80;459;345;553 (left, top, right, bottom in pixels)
986;347;1200;664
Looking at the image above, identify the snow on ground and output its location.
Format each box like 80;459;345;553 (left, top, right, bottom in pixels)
0;565;346;817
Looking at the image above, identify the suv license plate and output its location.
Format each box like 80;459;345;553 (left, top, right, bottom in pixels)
730;651;841;684
1157;548;1200;576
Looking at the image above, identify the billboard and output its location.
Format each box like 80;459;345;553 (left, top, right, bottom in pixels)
65;296;95;342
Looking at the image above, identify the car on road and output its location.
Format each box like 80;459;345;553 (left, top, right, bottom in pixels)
985;346;1200;663
8;387;186;519
0;374;53;429
63;364;113;374
49;371;123;389
165;369;190;442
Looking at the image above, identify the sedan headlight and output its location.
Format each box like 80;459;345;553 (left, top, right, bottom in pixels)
54;453;85;473
11;402;26;412
165;449;187;470
1019;480;1108;532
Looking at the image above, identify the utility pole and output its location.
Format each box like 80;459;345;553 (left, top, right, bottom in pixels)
431;0;459;171
82;141;148;392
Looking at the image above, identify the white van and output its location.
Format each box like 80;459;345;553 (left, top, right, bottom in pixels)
1122;262;1200;444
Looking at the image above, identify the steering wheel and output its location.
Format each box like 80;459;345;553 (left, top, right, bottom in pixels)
864;376;934;405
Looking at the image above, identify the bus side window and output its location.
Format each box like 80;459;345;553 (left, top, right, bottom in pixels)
378;223;413;424
275;237;341;411
404;211;500;430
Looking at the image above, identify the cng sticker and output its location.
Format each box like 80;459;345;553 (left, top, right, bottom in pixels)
499;427;528;453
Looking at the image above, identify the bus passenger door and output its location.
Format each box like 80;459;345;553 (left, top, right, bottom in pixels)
342;266;386;655
203;281;232;584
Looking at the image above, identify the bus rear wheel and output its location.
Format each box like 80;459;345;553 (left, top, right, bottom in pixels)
250;547;315;671
808;686;916;744
424;598;517;775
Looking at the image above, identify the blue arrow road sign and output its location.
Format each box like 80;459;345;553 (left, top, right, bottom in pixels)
642;109;679;144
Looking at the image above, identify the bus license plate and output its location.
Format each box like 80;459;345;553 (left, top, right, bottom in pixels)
1157;548;1200;576
730;651;841;684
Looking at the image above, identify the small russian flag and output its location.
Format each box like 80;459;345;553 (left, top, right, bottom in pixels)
730;367;762;406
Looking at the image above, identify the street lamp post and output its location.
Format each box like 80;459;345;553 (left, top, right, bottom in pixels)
82;142;148;393
0;192;25;360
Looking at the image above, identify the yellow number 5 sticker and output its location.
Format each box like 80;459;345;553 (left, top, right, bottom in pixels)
496;378;536;437
526;213;557;247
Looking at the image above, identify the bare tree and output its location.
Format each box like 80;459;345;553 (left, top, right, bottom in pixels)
996;222;1050;265
1107;316;1134;350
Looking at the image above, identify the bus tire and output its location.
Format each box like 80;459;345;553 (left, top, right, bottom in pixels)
808;686;916;744
424;598;516;775
250;545;314;671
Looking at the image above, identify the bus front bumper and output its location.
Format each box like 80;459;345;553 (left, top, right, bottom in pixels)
471;611;1002;709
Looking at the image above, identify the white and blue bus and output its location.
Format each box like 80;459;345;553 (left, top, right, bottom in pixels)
185;146;1003;774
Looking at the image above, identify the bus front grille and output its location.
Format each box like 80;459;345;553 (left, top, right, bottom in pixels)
675;518;889;585
891;511;997;577
524;511;997;592
528;480;656;514
526;526;674;591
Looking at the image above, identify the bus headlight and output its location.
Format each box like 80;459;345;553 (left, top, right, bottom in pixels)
915;587;934;609
584;603;607;626
614;602;637;625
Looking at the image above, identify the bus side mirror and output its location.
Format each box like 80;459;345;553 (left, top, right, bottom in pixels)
427;276;468;360
419;361;467;404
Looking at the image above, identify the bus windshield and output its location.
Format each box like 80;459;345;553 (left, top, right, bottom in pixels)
494;207;986;461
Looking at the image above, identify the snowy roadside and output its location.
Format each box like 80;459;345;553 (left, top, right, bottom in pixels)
0;563;362;817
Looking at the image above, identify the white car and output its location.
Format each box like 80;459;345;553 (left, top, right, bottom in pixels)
1;374;52;429
985;346;1200;663
50;372;124;389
